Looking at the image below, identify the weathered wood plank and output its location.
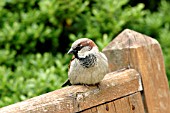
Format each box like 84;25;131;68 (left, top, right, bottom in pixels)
0;69;142;113
114;97;131;113
90;107;97;113
103;29;169;113
82;92;144;113
128;92;145;113
76;69;142;112
96;104;108;113
81;108;92;113
105;102;116;113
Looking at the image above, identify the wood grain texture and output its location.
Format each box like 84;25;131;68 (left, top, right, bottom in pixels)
114;97;131;113
0;69;142;113
82;92;144;113
128;92;145;113
103;29;169;113
90;107;97;113
105;102;116;113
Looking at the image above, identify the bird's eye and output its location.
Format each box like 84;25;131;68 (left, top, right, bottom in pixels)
75;46;82;51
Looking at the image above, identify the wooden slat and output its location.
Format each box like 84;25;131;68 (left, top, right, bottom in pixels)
95;103;116;113
76;69;142;112
96;104;108;113
81;108;92;113
82;92;144;113
114;97;131;113
103;29;169;113
0;69;142;113
128;92;145;113
90;107;97;113
106;102;116;113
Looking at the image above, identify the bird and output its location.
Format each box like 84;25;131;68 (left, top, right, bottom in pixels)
62;38;108;87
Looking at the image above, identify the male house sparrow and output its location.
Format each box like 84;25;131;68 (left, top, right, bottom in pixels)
62;38;108;87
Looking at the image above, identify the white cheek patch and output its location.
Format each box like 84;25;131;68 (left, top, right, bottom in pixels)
78;54;86;58
78;51;87;58
77;46;90;58
87;41;90;44
78;46;98;59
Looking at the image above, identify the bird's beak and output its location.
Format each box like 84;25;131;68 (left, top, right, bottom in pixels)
67;48;74;54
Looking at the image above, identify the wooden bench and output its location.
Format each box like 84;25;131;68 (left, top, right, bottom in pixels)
0;29;169;113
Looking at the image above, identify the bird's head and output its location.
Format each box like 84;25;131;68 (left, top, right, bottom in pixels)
68;38;98;59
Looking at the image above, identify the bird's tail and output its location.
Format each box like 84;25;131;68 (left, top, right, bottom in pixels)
61;79;71;87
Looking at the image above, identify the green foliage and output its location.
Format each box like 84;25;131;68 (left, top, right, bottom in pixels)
0;0;62;54
68;0;145;49
0;0;169;107
0;53;69;107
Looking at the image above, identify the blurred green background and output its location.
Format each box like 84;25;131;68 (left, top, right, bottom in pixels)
0;0;169;107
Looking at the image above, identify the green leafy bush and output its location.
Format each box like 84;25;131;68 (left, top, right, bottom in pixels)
0;53;69;107
0;0;169;107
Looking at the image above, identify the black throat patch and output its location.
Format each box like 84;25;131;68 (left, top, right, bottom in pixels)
79;54;97;68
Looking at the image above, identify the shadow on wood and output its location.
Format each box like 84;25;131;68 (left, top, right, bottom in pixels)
0;29;169;113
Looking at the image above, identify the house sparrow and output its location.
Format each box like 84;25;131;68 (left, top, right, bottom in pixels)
62;38;108;87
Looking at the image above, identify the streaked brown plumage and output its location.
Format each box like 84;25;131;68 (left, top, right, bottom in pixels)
62;38;108;87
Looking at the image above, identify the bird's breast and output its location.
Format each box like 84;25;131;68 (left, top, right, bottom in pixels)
68;53;108;85
79;54;97;68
